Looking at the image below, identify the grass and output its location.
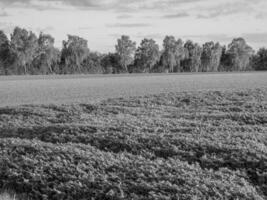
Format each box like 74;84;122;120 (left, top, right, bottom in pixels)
0;88;266;199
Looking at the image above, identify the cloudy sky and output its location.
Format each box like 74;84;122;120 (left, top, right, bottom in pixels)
0;0;267;52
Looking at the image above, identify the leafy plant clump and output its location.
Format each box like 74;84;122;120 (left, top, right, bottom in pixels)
0;88;266;199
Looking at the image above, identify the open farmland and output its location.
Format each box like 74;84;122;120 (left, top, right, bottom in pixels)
0;72;267;106
0;85;267;199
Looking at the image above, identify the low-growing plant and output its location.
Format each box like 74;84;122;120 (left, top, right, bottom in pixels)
0;191;22;200
0;89;266;199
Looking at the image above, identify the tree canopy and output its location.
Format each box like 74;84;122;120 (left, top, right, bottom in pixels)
161;36;187;72
0;27;266;75
201;42;223;72
227;38;254;71
134;38;160;73
0;30;9;75
10;27;38;74
32;33;60;74
183;40;202;72
115;35;136;72
61;35;89;74
252;48;267;71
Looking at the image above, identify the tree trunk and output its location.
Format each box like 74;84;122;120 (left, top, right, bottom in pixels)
23;64;27;74
124;64;128;72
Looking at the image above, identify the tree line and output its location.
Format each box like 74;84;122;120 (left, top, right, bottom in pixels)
0;26;266;75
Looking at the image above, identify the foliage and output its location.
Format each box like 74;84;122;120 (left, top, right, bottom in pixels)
227;38;254;71
252;48;267;71
82;52;104;74
61;35;89;74
10;27;38;74
161;36;187;72
0;89;266;199
115;35;136;72
101;53;122;74
32;33;60;74
0;138;263;200
0;27;266;75
219;45;231;71
0;191;27;200
0;31;10;75
0;192;17;200
134;38;160;73
201;42;223;72
182;40;202;72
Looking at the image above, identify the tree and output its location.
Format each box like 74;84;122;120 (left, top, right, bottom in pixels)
32;33;60;74
201;42;223;72
115;35;136;72
161;36;176;73
10;27;38;74
0;30;10;75
61;35;89;74
0;27;261;75
182;40;202;72
219;45;232;71
174;39;187;72
227;38;254;71
161;36;186;72
134;38;160;72
252;48;267;71
82;52;104;74
101;53;121;74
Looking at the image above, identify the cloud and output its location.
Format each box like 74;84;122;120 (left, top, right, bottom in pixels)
138;33;164;39
0;0;209;11
162;12;189;18
180;32;267;49
256;12;267;19
109;33;121;38
107;23;151;28
35;26;54;33
181;34;233;44
78;26;93;30
110;32;164;39
117;14;133;19
0;0;68;11
1;0;264;20
0;22;15;34
195;1;258;19
242;33;267;44
127;32;164;39
0;9;9;16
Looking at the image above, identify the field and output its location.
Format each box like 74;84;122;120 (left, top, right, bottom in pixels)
0;72;267;106
0;73;267;199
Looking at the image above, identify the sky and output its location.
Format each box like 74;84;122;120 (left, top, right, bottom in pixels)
0;0;267;52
